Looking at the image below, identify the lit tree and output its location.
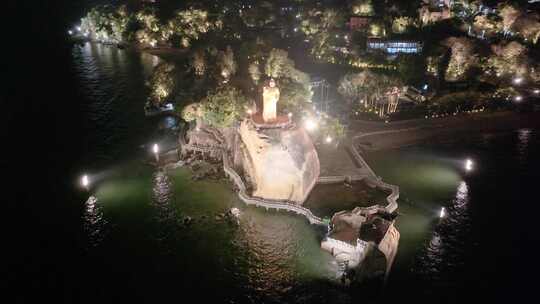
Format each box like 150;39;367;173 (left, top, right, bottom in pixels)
338;73;364;104
262;49;312;113
299;9;343;58
352;0;374;16
147;62;176;106
369;21;386;37
514;16;540;44
217;46;237;80
191;50;206;76
474;14;502;33
165;9;214;46
265;48;290;79
135;8;162;46
248;62;262;85
485;41;528;77
338;71;402;116
198;87;248;128
499;3;521;33
392;16;416;34
443;37;478;81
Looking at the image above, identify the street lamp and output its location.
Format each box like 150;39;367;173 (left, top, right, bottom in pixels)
465;159;473;171
153;143;160;163
304;119;317;131
81;174;89;190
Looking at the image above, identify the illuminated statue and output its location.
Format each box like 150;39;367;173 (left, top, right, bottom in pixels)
262;78;279;122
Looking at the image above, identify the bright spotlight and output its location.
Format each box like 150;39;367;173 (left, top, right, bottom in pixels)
81;175;89;188
304;119;317;131
246;109;253;116
465;159;473;171
534;89;540;94
288;112;293;118
153;143;159;154
515;95;523;102
439;207;446;218
325;136;332;143
68;30;73;35
77;26;81;32
513;77;523;85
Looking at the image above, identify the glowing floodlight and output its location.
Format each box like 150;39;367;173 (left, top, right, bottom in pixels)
153;143;160;163
246;109;253;116
440;207;446;218
68;30;73;35
513;77;523;85
304;119;318;131
288;112;293;118
81;175;89;188
534;89;540;94
325;136;332;143
515;95;523;102
77;26;81;32
465;159;473;171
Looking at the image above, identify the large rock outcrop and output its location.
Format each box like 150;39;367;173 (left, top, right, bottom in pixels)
238;119;320;204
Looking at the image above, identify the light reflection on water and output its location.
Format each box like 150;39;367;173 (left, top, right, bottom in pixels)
83;196;107;248
517;128;531;162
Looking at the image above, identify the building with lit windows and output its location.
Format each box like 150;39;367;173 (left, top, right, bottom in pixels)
367;38;423;54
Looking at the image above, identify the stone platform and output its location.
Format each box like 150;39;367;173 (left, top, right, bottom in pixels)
249;113;293;129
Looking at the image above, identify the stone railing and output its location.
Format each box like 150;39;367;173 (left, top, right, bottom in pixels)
349;131;403;214
222;151;326;226
180;129;326;226
322;236;358;252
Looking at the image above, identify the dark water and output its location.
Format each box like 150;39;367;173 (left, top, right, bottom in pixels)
7;39;538;303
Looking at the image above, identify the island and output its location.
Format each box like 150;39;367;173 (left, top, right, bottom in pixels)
71;0;540;289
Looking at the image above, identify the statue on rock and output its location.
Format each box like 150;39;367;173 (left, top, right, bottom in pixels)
262;78;279;123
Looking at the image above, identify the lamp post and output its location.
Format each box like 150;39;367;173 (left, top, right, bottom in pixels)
81;174;89;191
153;143;160;163
465;159;473;172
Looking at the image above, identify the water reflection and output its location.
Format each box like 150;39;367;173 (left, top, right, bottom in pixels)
517;128;531;162
83;196;108;248
151;170;178;243
152;170;174;214
454;181;468;209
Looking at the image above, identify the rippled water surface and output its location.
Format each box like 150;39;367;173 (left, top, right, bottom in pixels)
71;43;536;303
